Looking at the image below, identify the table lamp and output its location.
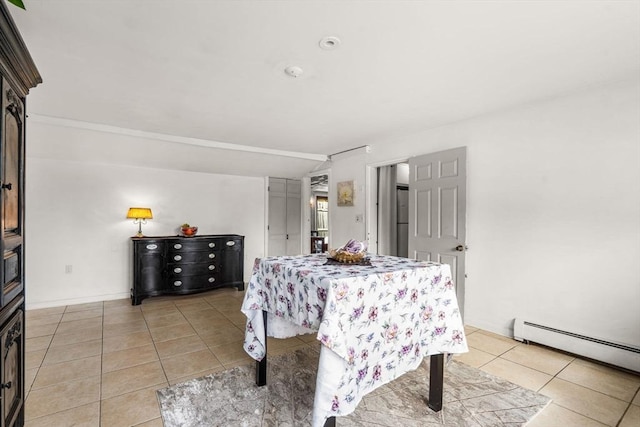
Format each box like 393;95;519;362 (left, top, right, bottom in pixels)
126;207;153;237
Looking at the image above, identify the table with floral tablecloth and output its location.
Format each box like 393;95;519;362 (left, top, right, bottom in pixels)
241;254;468;427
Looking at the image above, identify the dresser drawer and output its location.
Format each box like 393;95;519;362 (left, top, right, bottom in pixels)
222;237;242;251
167;251;219;263
167;262;220;277
168;274;220;290
136;241;163;254
167;239;223;252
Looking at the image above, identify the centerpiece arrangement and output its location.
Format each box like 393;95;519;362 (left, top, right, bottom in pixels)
329;239;368;263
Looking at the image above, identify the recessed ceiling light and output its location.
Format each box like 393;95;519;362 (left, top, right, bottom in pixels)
319;36;341;50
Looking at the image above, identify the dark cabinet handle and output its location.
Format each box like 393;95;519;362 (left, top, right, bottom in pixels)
1;381;11;389
1;183;11;190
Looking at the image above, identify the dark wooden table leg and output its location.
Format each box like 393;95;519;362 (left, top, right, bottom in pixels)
323;416;336;427
427;353;444;411
256;310;267;386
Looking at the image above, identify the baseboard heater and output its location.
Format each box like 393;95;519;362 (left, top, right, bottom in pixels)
513;318;640;373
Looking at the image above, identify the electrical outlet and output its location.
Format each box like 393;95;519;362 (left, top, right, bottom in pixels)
65;265;73;274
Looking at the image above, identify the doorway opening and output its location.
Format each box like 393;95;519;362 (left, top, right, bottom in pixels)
310;174;329;253
376;163;409;257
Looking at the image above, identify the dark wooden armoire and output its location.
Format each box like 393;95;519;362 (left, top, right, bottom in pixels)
0;3;42;426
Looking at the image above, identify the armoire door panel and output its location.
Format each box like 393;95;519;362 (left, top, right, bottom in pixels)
2;95;22;233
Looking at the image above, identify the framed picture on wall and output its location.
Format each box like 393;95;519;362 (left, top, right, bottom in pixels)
337;180;354;206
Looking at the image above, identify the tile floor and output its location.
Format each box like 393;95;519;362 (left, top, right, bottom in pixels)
25;288;640;427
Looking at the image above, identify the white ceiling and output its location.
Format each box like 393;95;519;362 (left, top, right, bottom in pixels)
9;1;640;165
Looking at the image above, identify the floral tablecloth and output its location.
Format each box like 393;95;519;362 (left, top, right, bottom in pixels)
241;254;468;427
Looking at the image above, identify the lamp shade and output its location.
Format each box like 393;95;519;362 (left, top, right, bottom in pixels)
126;207;153;220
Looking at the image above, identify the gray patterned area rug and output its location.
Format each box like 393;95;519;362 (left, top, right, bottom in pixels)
157;347;551;427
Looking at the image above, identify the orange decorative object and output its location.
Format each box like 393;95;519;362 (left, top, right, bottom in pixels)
181;226;198;236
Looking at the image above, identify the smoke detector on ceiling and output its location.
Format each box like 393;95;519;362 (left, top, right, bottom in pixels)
319;36;341;50
284;65;304;78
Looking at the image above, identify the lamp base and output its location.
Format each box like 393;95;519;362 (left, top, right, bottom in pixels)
134;220;145;237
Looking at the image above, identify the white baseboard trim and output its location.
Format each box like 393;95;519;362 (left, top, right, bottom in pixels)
464;318;514;339
26;292;130;310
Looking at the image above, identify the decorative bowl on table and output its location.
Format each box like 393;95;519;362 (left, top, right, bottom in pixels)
180;224;198;237
329;249;366;264
328;239;368;264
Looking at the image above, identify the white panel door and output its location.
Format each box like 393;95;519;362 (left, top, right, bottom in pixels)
268;178;302;256
409;147;467;315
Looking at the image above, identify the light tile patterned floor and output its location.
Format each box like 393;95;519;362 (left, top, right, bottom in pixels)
24;289;640;426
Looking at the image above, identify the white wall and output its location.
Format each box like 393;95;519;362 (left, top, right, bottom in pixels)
396;163;409;185
329;148;368;248
25;156;266;309
362;78;640;347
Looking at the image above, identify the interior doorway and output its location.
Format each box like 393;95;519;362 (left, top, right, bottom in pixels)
309;174;329;253
376;163;409;257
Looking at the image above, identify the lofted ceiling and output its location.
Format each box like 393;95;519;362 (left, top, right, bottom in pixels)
8;0;640;174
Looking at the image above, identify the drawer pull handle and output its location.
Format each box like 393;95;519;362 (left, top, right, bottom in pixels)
174;267;182;273
146;244;158;250
173;280;182;287
208;265;215;270
209;253;215;259
209;242;216;248
208;277;215;283
1;381;11;389
174;255;182;261
174;243;182;249
226;241;235;246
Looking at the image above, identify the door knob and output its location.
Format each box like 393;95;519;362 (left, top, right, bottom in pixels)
455;245;468;252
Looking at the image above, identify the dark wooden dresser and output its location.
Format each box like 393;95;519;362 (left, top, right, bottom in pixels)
131;235;244;305
1;3;41;427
